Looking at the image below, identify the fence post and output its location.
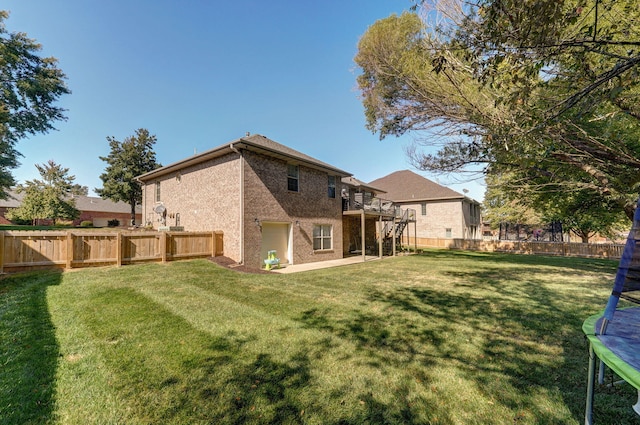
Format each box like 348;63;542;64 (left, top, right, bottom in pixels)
66;231;73;269
160;232;168;263
0;231;4;274
116;232;122;267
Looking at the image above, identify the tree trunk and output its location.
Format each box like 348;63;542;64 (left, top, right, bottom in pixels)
130;201;136;226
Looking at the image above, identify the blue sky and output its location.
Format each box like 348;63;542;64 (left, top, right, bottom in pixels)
3;0;485;201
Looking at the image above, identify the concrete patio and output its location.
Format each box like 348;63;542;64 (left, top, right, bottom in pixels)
271;255;382;274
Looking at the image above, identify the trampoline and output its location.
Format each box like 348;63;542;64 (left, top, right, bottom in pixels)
583;199;640;424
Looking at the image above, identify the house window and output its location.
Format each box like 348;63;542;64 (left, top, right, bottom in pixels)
421;203;427;215
328;175;336;198
287;164;299;192
313;225;332;250
155;181;161;202
445;228;452;238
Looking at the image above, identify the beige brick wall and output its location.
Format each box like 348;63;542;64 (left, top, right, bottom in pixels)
141;152;243;262
400;199;481;239
242;150;343;268
401;200;465;239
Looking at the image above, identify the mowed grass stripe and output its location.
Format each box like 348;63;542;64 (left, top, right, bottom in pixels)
5;250;639;424
58;286;315;424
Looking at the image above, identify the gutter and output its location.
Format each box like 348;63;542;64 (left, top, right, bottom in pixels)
229;143;244;264
134;176;146;226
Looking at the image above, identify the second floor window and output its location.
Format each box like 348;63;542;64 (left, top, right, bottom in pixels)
328;175;336;198
421;203;427;215
287;164;299;192
155;181;161;202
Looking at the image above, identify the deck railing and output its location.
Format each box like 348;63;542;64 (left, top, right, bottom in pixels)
344;196;397;216
0;230;224;274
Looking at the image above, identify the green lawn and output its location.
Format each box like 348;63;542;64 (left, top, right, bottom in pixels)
1;250;638;424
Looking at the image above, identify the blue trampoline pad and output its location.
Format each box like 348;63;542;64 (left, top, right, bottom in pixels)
583;307;640;389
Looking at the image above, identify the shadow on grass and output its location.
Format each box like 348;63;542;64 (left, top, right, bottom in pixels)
297;251;637;424
0;271;62;424
419;248;618;274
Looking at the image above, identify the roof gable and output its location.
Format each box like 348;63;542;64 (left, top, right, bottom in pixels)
368;170;465;202
137;133;351;181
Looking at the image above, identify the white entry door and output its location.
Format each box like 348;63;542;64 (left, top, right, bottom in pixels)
260;222;290;264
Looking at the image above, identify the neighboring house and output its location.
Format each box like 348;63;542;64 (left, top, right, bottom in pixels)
73;195;142;227
0;190;141;227
368;170;482;240
137;134;417;269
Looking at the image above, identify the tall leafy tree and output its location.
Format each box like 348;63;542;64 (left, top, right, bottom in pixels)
537;189;627;243
6;160;84;225
0;11;70;196
355;1;640;220
484;171;628;242
96;128;161;225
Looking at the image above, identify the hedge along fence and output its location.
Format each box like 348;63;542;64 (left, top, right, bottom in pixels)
0;230;224;273
407;237;625;260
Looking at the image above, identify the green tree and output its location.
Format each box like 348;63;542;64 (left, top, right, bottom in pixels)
0;11;69;197
483;172;628;243
355;1;640;219
96;128;161;225
482;173;541;229
537;189;628;243
6;160;84;225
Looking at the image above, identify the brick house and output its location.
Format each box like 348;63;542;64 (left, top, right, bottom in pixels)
137;134;355;269
137;134;420;269
368;170;481;240
0;190;141;227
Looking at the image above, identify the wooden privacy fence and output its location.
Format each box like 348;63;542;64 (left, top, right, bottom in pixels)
0;230;224;273
408;237;625;260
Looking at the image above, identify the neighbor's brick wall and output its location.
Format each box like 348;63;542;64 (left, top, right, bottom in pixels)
77;211;142;227
401;200;465;239
242;150;343;269
141;152;242;262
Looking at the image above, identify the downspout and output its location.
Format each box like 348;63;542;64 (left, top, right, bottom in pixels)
135;177;145;227
229;143;244;264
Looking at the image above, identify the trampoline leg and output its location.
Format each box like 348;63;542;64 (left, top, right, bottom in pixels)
585;344;596;425
598;359;605;384
633;390;640;416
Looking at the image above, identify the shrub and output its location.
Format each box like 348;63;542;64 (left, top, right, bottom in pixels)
80;220;93;227
107;219;120;227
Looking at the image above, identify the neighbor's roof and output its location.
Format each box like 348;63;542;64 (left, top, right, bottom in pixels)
341;176;386;194
0;190;140;214
137;133;352;181
73;195;141;213
368;170;469;202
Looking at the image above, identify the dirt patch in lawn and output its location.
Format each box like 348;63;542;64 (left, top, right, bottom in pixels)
208;256;271;274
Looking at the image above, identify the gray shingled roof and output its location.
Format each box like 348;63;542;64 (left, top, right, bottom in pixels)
341;176;386;194
138;133;351;181
368;170;464;202
73;195;141;213
0;190;139;213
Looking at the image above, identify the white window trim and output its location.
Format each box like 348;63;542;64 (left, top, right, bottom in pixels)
313;224;333;251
